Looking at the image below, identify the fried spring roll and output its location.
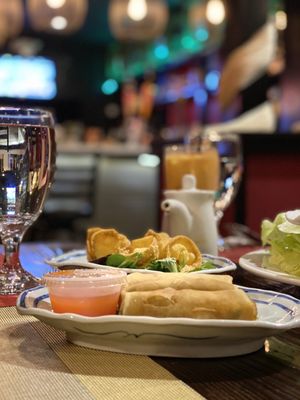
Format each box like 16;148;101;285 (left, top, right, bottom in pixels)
125;272;234;292
120;286;257;320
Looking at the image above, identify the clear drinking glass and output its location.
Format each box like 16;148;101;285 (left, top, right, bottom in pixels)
163;130;243;227
0;107;56;296
204;130;243;223
163;142;220;192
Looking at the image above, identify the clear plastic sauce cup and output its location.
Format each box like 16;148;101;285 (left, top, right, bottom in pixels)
43;269;127;317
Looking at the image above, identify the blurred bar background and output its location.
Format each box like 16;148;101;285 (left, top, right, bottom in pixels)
0;0;299;241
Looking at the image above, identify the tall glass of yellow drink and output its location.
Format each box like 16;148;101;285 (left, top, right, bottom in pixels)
164;143;220;191
163;131;243;224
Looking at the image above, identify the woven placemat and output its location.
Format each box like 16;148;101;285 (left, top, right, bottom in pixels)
0;308;204;400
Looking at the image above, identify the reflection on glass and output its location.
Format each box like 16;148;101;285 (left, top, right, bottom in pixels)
0;107;56;296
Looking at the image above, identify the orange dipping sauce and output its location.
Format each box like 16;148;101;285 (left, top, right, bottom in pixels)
43;269;127;317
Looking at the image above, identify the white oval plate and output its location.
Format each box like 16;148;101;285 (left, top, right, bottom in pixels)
16;285;300;358
239;249;300;287
45;249;236;275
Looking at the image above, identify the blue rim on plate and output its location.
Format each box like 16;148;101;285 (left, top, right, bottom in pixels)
16;285;300;358
17;284;300;325
45;249;237;274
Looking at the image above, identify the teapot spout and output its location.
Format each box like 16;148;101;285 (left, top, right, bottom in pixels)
161;199;193;237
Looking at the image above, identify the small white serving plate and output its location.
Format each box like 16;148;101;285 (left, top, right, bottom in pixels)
239;249;300;287
16;285;300;358
46;250;237;275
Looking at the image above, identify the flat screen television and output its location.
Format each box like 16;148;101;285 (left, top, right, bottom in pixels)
0;55;57;100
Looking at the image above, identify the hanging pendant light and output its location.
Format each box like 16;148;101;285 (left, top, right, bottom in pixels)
27;0;88;34
189;0;226;29
188;0;226;50
0;0;23;46
108;0;169;42
206;0;226;25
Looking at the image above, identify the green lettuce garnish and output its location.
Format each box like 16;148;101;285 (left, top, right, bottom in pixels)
188;260;215;272
104;253;214;273
106;253;143;269
261;212;300;276
146;257;178;272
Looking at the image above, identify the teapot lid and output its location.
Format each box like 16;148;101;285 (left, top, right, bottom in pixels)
164;174;215;197
182;174;197;190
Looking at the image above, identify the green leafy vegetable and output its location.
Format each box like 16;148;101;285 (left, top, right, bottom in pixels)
261;212;300;276
146;258;178;272
106;253;143;269
104;253;217;273
189;261;215;272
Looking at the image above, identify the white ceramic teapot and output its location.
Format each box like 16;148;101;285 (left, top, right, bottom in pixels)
161;174;218;255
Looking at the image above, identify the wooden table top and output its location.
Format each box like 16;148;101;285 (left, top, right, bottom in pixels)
1;242;299;400
156;257;300;400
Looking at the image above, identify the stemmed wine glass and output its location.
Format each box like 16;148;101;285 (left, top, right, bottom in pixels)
0;107;56;297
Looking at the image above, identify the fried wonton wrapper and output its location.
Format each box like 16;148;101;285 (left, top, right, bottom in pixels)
123;235;159;267
86;227;102;261
86;226;203;271
144;229;170;258
88;228;131;261
163;235;202;267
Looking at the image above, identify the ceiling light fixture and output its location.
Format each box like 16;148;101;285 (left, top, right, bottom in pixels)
109;0;169;41
46;0;66;9
275;10;287;31
27;0;88;34
206;0;225;25
50;16;68;30
127;0;148;21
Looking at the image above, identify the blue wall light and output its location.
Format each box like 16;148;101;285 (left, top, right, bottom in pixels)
193;88;208;106
154;43;169;60
195;27;209;42
101;79;119;95
204;70;220;91
181;35;196;50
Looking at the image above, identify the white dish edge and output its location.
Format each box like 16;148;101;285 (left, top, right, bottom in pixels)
46;249;237;275
239;249;300;286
